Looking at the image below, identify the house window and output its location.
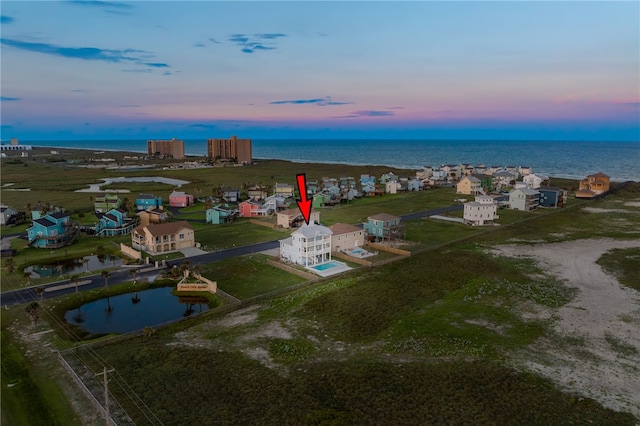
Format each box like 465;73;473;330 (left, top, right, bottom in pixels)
179;233;184;240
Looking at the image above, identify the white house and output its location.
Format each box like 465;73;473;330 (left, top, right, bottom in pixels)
523;173;549;189
463;195;499;226
0;205;18;225
280;223;332;267
509;188;540;211
494;171;516;190
407;178;423;192
385;180;402;194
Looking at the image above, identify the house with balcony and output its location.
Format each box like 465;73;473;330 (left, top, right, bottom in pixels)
131;221;195;254
137;207;170;227
494;171;516;190
407;178;423;192
509;187;540;211
238;198;273;217
456;176;482;195
136;194;163;211
206;204;238;224
523;173;549;189
329;223;365;252
27;212;79;248
464;195;499;226
94;193;122;213
274;183;295;198
576;172;611;199
277;208;320;228
247;184;269;200
95;208;137;236
169;191;195;208
363;213;403;243
385;180;402;194
538;186;567;208
279;223;332;266
223;188;241;203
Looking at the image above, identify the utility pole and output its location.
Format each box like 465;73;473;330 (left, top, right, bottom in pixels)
97;366;115;426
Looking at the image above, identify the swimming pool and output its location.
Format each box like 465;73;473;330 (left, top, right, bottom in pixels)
311;261;342;271
351;249;364;254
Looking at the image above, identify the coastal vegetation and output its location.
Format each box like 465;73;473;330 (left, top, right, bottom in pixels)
1;149;639;424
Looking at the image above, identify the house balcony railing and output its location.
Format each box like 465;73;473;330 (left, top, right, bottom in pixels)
29;224;80;248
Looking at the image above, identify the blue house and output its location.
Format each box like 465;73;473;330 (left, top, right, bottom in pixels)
538;186;567;208
206;204;238;224
95;208;138;236
363;213;403;242
27;212;79;248
136;194;163;211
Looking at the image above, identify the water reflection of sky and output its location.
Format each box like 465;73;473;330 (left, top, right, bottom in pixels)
25;255;121;279
65;287;209;335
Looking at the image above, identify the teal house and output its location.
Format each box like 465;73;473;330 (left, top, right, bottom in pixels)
95;208;137;236
206;204;238;224
27;212;79;248
363;213;403;243
136;194;163;211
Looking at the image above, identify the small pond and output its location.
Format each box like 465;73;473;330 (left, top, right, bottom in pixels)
64;287;210;335
25;255;122;279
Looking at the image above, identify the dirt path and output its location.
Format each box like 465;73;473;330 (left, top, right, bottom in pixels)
494;238;640;418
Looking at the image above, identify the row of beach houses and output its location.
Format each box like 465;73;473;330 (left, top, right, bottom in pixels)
2;167;611;252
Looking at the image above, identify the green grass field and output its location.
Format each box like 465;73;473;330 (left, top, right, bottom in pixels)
2;152;639;424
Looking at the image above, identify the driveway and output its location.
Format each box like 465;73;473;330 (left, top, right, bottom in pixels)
181;247;208;257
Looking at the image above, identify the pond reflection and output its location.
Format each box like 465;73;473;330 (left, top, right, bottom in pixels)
25;255;122;279
65;287;210;335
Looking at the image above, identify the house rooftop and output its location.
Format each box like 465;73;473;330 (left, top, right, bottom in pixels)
368;213;401;221
137;194;157;199
512;187;539;195
278;208;302;218
170;191;187;197
134;220;193;236
292;223;332;238
49;212;69;219
34;218;55;227
538;186;562;191
329;222;362;234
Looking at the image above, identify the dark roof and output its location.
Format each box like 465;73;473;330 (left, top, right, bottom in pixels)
137;194;157;199
538;186;562;192
116;207;128;214
34;218;55;227
104;213;119;222
49;212;69;219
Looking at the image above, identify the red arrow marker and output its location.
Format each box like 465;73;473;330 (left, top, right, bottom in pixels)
296;173;312;225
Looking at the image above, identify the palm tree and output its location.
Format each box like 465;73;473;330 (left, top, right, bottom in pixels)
24;302;40;327
35;286;45;302
23;270;32;287
4;258;15;273
129;268;138;283
70;274;81;295
83;257;90;274
101;270;110;289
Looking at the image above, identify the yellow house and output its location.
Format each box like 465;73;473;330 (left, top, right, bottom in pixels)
576;172;610;198
132;221;195;254
456;176;482;195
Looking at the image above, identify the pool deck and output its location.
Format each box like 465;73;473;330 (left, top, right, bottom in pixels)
306;260;352;277
345;248;376;259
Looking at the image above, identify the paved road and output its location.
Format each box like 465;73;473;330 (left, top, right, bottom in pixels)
0;204;462;307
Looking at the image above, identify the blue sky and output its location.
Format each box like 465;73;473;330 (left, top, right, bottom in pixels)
1;1;638;140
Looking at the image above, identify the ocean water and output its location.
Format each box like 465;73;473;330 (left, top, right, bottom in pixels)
18;139;640;182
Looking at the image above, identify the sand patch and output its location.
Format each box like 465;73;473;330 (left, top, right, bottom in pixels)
582;207;636;214
624;201;640;207
493;238;640;417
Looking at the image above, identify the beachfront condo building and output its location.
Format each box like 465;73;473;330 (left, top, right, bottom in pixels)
147;138;185;159
207;135;252;164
